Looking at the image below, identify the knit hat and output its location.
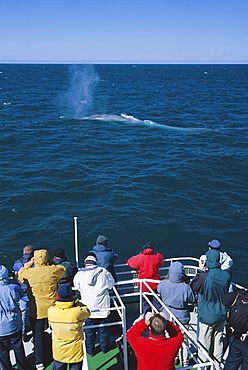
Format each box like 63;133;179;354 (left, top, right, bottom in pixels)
54;248;65;258
57;284;75;302
208;239;221;249
143;242;154;251
84;255;98;265
96;235;108;245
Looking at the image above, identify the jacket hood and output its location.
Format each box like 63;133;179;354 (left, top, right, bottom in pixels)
78;265;101;285
55;301;74;309
142;248;154;255
168;261;185;283
93;245;108;252
34;249;49;266
206;249;221;269
0;265;9;284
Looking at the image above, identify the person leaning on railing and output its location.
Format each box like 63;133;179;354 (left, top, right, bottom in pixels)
127;242;164;314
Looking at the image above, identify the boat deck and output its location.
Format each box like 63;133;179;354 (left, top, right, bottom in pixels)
10;257;242;370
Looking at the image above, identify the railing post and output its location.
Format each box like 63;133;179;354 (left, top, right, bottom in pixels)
139;283;143;315
74;216;79;268
82;330;89;370
122;305;128;370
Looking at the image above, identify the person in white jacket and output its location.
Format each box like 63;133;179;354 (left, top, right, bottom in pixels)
199;239;233;271
73;253;115;356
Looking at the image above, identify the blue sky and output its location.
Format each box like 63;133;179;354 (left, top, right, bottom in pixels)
0;0;247;63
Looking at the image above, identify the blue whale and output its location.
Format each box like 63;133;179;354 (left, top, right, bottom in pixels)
81;114;204;132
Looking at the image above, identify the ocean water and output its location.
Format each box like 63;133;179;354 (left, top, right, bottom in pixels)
0;64;247;285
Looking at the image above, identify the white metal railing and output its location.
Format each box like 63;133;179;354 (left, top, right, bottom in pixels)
80;274;215;370
143;281;214;369
112;278;215;369
73;221;248;370
17;268;243;370
114;278;215;370
11;275;215;370
114;258;200;301
114;256;245;296
115;257;200;284
81;285;128;370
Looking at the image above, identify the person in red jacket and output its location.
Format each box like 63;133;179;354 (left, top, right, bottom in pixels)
126;312;184;370
127;242;164;313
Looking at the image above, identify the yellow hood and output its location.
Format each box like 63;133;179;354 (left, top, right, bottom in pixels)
34;249;49;266
55;301;75;309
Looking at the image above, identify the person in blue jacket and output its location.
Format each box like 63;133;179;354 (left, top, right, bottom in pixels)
13;244;34;340
191;249;231;370
157;261;196;366
0;265;27;370
89;235;118;282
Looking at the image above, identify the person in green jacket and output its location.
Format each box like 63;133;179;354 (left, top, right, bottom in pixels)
191;249;231;370
53;248;78;286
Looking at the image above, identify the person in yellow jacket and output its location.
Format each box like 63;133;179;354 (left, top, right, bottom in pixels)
48;284;90;370
18;249;66;370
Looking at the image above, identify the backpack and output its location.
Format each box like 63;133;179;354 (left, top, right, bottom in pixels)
228;290;248;337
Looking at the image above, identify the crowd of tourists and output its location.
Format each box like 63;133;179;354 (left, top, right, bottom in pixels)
0;236;247;370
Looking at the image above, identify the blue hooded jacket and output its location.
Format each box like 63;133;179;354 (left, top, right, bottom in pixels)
13;253;33;301
0;265;24;336
90;245;118;282
191;249;231;325
13;253;32;273
157;261;196;324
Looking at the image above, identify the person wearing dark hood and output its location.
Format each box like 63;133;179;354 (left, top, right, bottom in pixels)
53;248;78;286
127;242;164;313
13;244;34;340
157;261;196;366
191;249;231;370
89;235;118;282
0;265;27;370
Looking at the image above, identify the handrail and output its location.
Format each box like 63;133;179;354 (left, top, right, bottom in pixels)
115;256;200;270
114;258;246;292
71;244;244;369
81;277;215;369
113;278;215;369
81;286;129;370
141;281;212;363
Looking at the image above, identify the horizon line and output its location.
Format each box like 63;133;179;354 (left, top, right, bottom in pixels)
0;60;248;65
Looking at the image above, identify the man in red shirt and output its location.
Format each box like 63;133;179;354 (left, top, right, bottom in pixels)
126;312;183;370
127;242;164;313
